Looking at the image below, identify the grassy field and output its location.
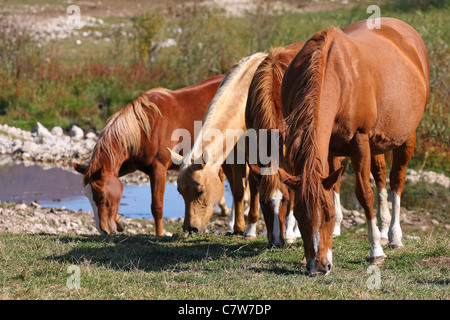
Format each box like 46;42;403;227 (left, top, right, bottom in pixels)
0;222;448;300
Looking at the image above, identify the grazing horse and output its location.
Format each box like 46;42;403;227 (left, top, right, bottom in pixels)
244;43;305;247
279;18;429;275
72;74;225;235
169;52;268;238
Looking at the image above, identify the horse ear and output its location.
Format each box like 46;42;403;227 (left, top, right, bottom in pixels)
248;163;261;176
322;166;345;190
72;163;87;175
167;147;184;164
278;167;301;189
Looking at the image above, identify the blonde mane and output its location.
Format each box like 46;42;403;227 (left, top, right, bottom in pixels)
86;89;168;179
182;52;268;168
283;28;339;220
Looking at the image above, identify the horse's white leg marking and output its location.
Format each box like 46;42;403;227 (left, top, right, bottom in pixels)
270;190;283;246
377;188;391;240
367;218;386;259
244;221;257;239
332;191;343;236
226;200;235;233
285;209;300;243
388;191;403;248
84;184;101;233
294;220;301;237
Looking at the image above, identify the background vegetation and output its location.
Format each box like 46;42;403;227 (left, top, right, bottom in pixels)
0;0;448;174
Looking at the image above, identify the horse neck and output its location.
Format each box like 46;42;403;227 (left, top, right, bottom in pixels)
183;52;268;170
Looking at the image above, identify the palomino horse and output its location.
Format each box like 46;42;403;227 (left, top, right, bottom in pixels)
279;18;429;275
72;74;225;235
169;52;268;238
244;43;305;247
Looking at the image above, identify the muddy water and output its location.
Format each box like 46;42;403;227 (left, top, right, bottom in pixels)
0;164;232;219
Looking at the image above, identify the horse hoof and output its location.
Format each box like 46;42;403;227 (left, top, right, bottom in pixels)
243;235;256;241
285;238;296;244
389;243;404;249
369;255;386;265
116;215;127;232
380;238;389;246
298;256;307;268
332;233;341;238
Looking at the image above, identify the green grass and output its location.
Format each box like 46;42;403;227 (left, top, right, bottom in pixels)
0;225;448;299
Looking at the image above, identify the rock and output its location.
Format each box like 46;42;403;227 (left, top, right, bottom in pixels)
51;126;64;136
21;141;39;154
15;203;27;211
353;216;366;226
69;125;84;140
32;122;54;142
85;132;97;140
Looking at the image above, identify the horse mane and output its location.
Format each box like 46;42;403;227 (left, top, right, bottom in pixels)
246;46;293;201
283;27;339;221
85;88;168;180
183;52;268;167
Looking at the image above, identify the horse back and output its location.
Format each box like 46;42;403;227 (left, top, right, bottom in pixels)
325;18;429;153
140;75;224;166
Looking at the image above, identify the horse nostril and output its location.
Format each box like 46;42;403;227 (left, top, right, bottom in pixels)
100;228;109;235
190;227;199;233
325;262;333;273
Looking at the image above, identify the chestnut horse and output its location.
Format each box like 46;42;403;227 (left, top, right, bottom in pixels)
279;18;429;275
169;52;268;238
245;43;305;247
72;74;225;235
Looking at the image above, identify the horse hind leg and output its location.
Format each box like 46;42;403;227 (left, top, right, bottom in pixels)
388;133;416;249
371;154;390;245
350;133;386;264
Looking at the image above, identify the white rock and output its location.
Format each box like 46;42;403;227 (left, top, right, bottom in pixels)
69;125;84;140
85;132;97;140
21;141;39;154
51;126;64;136
32;122;53;141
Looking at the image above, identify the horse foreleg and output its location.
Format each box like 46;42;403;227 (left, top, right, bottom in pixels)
350;133;386;263
388;133;416;249
329;155;348;237
371;153;390;244
243;169;260;240
285;188;301;243
149;162;167;237
218;167;230;216
230;163;247;235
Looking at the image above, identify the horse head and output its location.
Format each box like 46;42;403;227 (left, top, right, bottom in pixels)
279;166;344;275
169;148;224;233
72;162;126;235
